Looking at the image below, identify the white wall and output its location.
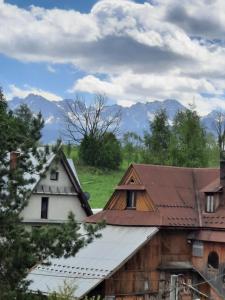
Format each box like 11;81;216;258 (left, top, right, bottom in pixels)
20;159;87;223
40;160;73;188
21;194;86;222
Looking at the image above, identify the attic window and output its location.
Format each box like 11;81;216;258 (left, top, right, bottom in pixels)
206;194;215;213
129;178;135;184
126;191;136;208
50;171;59;181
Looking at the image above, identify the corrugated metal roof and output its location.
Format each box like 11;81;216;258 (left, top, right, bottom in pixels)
27;225;158;298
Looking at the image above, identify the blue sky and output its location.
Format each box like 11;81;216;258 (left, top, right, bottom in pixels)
2;0;102;101
1;0;225;114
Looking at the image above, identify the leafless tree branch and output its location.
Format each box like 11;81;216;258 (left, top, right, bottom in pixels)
62;94;121;144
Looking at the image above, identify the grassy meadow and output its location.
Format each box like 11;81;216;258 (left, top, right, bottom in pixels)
66;146;129;208
77;166;124;208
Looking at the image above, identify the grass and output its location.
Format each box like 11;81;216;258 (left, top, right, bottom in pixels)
77;165;125;208
65;145;127;208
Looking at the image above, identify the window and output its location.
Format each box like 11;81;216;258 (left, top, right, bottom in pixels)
208;251;219;269
206;194;215;213
126;191;136;208
192;241;204;257
41;197;49;219
50;171;59;181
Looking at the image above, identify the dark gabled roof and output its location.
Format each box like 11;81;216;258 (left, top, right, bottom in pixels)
30;148;92;216
87;164;225;228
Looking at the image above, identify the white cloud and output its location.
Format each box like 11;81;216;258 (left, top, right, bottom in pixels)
6;84;62;101
1;0;225;112
73;72;225;115
47;65;56;73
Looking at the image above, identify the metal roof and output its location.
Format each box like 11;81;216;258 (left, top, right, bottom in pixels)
89;164;225;228
67;158;81;185
27;225;158;298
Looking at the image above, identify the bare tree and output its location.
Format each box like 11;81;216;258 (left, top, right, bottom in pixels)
63;94;121;144
214;111;225;154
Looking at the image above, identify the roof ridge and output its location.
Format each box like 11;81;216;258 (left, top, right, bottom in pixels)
133;163;218;171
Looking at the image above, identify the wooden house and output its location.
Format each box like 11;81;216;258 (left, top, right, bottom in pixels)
28;163;225;300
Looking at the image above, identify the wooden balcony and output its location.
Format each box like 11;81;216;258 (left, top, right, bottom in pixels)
34;185;77;195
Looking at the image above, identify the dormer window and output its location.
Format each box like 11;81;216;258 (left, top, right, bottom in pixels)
126;191;136;208
206;194;215;213
50;171;59;181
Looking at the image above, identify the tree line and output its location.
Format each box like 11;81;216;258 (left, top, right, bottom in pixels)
123;108;219;168
64;95;220;170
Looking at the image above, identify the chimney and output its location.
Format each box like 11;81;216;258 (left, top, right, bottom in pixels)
10;151;20;170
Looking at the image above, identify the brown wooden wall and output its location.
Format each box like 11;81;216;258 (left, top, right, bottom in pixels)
161;231;192;263
192;241;225;299
104;230;193;299
90;229;224;300
104;233;161;297
192;241;225;271
107;191;154;211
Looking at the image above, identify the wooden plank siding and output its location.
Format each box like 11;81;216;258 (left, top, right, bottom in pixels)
106;191;154;211
192;241;225;298
103;231;195;300
104;233;161;297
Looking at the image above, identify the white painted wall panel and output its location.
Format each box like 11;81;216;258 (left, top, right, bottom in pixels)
20;159;87;223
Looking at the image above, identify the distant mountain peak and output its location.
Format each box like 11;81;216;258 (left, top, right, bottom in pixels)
8;94;216;143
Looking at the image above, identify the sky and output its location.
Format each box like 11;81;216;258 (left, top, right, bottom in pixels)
1;0;225;115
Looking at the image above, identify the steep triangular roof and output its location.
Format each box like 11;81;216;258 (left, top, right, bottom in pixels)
27;147;92;216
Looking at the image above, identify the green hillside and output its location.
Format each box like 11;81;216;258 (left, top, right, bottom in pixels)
77;165;124;208
66;146;127;208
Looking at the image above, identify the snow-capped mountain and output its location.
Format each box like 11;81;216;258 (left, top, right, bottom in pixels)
8;94;218;143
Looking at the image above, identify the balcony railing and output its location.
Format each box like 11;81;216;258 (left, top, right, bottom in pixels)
34;185;77;195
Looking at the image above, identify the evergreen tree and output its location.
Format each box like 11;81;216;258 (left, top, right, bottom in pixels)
170;108;208;167
143;109;171;164
79;132;122;170
0;89;103;299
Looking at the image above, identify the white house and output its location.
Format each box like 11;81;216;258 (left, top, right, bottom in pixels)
20;148;92;225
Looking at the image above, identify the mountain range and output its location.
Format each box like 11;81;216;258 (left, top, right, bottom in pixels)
8;94;219;143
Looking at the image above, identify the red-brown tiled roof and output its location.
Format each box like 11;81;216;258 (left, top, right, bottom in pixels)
133;164;218;208
200;178;222;193
188;230;225;243
87;164;224;229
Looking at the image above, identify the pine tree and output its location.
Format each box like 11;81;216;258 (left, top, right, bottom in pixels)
170;108;207;167
0;89;103;299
